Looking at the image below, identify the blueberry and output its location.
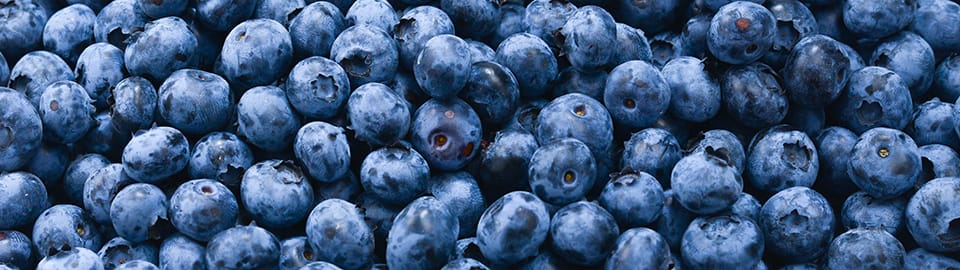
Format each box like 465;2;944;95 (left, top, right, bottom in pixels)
42;4;95;65
762;0;817;69
356;194;400;261
522;0;577;50
158;69;234;135
121;126;190;184
0;88;42;171
32;204;103;257
285;56;351;120
477;129;538;198
237;86;301;152
549;201;619;266
242;160;315;229
614;0;682;34
671;151;743;215
912;0;960;57
0;52;7;84
552;67;607;101
305;199;374;270
528;138;596;206
345;0;398;34
490;3;524;47
114;260;159;270
558;6;616;72
707;1;777;64
691;129;748;174
39;81;96;144
254;0;304;27
158;234;206;270
279;237;313;270
216;19;293;91
870;31;936;99
661;57;721;123
904;248;960;270
649;31;683;68
459;61;520;126
441;258;489;270
604;227;671;270
620;128;681;185
505;99;547;135
746;125;819;193
387;196;459;270
290;1;344;60
188;132;254;187
36;247;103;270
905;177;960;252
360;144;429;206
387;71;427;108
759;187;835;263
536;93;614;162
843;0;916;39
204;224;280;270
909;98;958;148
476;191;550;266
331;25;399;85
813;127;860;199
346;83;410;145
441;0;499;40
77;114;127;157
412;35;472;100
110;183;170;242
494;33;558;98
430;172;486;238
135;0;187;18
783;105;826;136
299;262;344;270
724;192;763;221
394;6;455;71
410;98;482;171
681;14;712;58
919;144;960;182
124;17;197;83
294;121;351;182
934;55;960;102
841;191;907;235
195;0;256;32
93;0;148;50
681;215;764;269
82;164;133;226
169;179;239;242
848;127;921;199
8;50;75;107
0;172;47;230
824;228;905;270
0;230;32;269
97;237;159;269
610;23;652;67
24;141;69;186
724;66;789;130
106;76;155;132
465;40;496;63
599;172;664;228
604;60;671;130
0;0;47;60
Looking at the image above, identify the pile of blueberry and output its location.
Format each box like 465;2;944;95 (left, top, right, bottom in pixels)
2;0;960;269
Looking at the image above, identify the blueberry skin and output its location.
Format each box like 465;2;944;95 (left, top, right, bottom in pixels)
724;193;763;221
441;0;499;40
169;179;239;242
110;76;156;133
782;35;853;108
841;191;907;235
824;229;906;270
93;0;148;50
904;248;960;270
331;25;399;85
122;126;190;184
394;6;455;71
537;93;614;158
475;191;550;266
299;262;344;270
522;0;577;50
414;35;472;99
430;172;486;238
159;234;206;270
356;194;400;259
216;19;294;91
0;0;46;60
599;172;665;228
611;23;652;68
124;17;197;83
681;215;765;270
494;33;558;98
552;67;607;101
477;130;538;198
97;237;159;269
8;50;75;107
746;125;819;193
517;251;579;270
254;0;305;27
559;6;616;72
614;0;681;34
671;151;743;215
505;99;547;135
305;199;374;270
691;129;747;174
871;31;936;99
848;127;921;199
279;237;313;270
314;171;362;201
919;144;960;182
39;81;96;144
662;57;721;123
83;164;132;226
465;40;496;63
345;0;398;34
549;201;619;266
843;0;916;39
905;177;960;252
110;183;169;242
604;227;671;270
24;141;69;186
410;98;482;171
347;83;410;146
205;225;281;270
707;1;777;64
762;0;817;69
759;187;835;263
490;3;524;47
36;247;103;270
833;66;913;132
812;127;859;200
934;55;960;102
32;204;103;258
360;145;430;206
85;114;126;157
387;196;459;270
720;63;790;129
910;99;959;148
242;160;315;229
650;31;684;68
681;14;712;58
528;138;596;206
294;121;351;182
115;260;159;270
388;71;427;109
604;60;671;130
237;86;301;152
442;258;489;270
620;128;682;186
286;56;351;120
0;88;42;171
460;61;520;126
0;172;48;230
42;4;95;65
63;154;109;205
0;230;32;269
783;105;826;136
912;0;960;57
75;43;125;110
136;0;187;18
0;53;7;83
195;0;256;32
188;132;255;187
289;1;345;58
